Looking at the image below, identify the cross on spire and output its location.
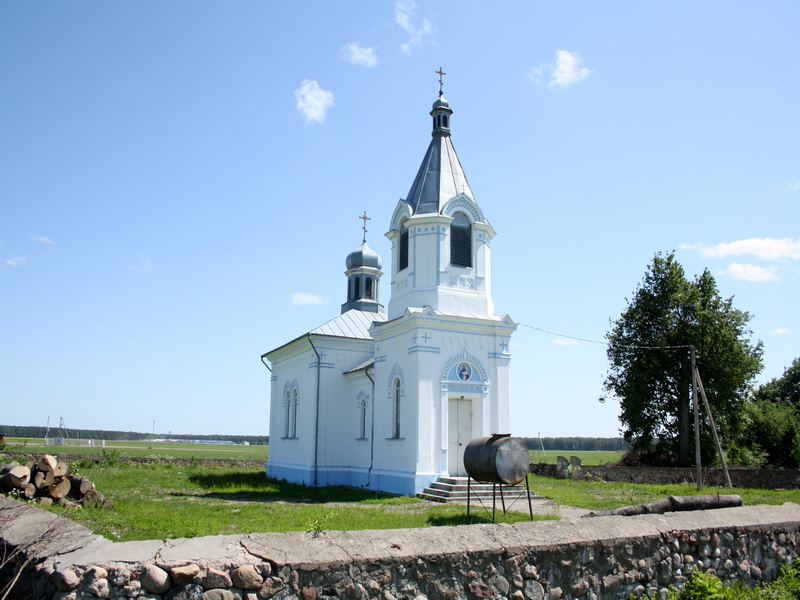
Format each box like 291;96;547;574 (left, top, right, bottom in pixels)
436;67;446;96
359;211;371;242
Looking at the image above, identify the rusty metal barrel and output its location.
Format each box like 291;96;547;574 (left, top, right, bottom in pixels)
463;434;529;484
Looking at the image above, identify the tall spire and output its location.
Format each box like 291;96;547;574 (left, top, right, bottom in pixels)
402;72;474;215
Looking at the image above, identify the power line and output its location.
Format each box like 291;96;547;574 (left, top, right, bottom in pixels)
518;322;695;351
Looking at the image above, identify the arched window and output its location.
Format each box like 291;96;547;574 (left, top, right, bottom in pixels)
399;223;409;271
392;379;402;439
354;276;361;300
284;389;291;438
450;212;472;267
290;388;298;438
358;397;367;439
365;277;373;299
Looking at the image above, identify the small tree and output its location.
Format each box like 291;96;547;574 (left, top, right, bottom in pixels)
602;252;763;466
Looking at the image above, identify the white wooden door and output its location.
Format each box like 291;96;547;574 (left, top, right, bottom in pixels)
448;399;472;476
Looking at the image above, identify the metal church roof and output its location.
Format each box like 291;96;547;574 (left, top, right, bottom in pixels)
404;135;475;215
403;93;476;216
310;309;388;339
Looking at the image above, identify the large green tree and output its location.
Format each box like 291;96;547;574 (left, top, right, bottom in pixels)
601;252;763;466
729;358;800;469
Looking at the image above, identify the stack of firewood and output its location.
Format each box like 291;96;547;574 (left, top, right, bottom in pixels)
0;454;113;509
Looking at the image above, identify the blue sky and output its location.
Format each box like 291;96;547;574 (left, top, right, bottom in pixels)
2;2;798;439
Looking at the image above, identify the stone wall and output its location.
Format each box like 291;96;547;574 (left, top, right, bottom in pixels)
530;462;800;489
2;495;800;600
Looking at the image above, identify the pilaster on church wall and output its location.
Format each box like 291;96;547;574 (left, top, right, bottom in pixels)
413;351;438;473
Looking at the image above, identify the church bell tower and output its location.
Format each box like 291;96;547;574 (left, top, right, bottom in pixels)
386;76;496;320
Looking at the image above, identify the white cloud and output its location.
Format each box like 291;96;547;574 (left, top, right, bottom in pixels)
29;234;57;245
127;258;152;273
553;338;582;347
722;262;779;282
787;182;800;191
341;43;377;67
1;256;30;267
770;328;792;335
294;80;334;124
530;50;591;90
682;237;800;261
395;0;432;54
291;292;328;306
549;50;591;90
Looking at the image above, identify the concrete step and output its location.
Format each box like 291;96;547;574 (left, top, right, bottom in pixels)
420;477;546;505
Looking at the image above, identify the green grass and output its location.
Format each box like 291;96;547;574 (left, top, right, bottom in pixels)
527;474;800;512
43;463;550;541
8;442;800;543
3;437;269;461
528;449;625;465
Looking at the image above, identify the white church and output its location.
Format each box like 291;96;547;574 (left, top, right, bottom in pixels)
263;81;517;495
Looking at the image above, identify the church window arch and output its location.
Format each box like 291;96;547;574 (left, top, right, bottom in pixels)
354;276;361;300
450;212;472;268
283;380;299;439
283;389;291;438
356;391;369;440
290;388;298;438
392;379;402;439
399;221;409;271
365;277;373;299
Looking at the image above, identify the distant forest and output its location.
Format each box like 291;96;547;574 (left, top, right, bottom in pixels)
521;437;630;451
0;425;268;446
1;425;624;451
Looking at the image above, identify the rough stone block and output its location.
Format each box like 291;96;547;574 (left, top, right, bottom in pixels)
233;565;264;590
141;563;171;593
171;563;202;585
167;583;205;600
201;590;241;600
52;568;81;591
203;567;233;589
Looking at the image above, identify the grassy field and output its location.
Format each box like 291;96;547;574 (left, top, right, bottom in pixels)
528;449;625;465
44;462;549;541
2;437;269;461
5;442;800;543
527;475;800;512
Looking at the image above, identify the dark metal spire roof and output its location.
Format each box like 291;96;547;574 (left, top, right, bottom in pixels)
403;94;475;215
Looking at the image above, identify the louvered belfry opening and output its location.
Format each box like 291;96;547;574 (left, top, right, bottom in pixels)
450;212;472;268
399;227;409;270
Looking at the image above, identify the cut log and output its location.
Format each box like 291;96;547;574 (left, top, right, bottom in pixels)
44;470;56;487
584;494;743;517
25;459;36;470
48;477;71;499
82;489;105;505
54;461;68;477
21;483;36;499
79;477;95;495
101;500;115;510
0;465;31;490
37;497;54;507
34;471;47;489
38;454;57;473
0;461;20;475
68;475;95;497
55;497;79;509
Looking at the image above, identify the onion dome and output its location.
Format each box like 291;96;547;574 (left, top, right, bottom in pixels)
346;241;382;270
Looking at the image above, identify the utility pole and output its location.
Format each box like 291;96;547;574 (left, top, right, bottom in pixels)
691;346;702;489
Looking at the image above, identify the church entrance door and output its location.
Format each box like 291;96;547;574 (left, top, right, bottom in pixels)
448;398;473;476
